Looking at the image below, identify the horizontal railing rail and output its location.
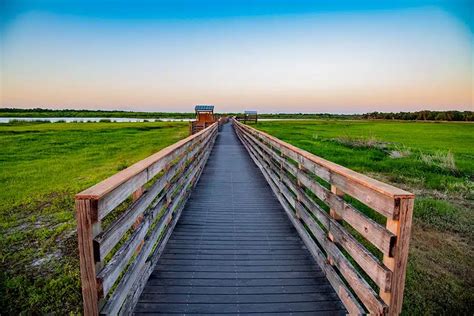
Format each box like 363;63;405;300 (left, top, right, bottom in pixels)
76;122;218;315
233;119;414;315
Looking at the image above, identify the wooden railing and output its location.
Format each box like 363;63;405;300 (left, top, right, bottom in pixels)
75;123;218;315
190;120;215;135
234;119;414;315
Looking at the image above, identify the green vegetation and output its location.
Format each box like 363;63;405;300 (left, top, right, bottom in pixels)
254;120;473;314
260;110;473;121
2;107;473;121
362;110;474;121
0;108;194;119
1;118;472;314
0;121;188;314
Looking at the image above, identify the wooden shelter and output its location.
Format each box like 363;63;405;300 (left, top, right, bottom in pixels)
244;110;258;123
190;105;216;134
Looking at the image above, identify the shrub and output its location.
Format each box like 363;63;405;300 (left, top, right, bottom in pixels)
420;151;457;173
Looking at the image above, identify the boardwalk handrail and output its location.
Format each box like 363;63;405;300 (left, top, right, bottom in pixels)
75;122;218;315
234;119;414;315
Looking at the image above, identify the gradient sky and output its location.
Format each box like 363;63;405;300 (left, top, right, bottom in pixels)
0;0;473;113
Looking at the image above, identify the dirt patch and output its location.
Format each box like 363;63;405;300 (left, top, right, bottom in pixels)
404;222;474;314
332;135;390;150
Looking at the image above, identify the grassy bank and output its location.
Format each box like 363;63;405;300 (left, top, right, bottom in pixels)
253;120;473;314
2;108;473;121
0;108;194;119
0;121;188;314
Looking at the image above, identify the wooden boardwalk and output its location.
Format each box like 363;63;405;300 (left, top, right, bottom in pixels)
134;123;345;314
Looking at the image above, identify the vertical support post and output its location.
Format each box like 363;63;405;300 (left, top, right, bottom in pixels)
329;185;344;237
328;185;344;265
294;163;304;220
279;150;284;179
132;186;144;202
76;198;99;316
380;197;414;315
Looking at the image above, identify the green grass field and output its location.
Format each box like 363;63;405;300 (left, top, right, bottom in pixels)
1;119;473;314
253;120;473;314
0;121;188;314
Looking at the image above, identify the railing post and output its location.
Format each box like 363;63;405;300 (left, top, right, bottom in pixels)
380;197;414;315
132;186;144;201
327;185;343;265
295;163;304;220
76;198;99;316
328;184;343;233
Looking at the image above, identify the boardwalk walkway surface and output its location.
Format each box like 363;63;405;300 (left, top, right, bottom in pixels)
134;123;345;314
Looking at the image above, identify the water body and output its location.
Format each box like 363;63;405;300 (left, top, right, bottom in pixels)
0;117;192;123
0;117;290;123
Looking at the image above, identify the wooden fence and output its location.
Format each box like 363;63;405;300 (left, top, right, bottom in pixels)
234;119;414;315
75;122;218;315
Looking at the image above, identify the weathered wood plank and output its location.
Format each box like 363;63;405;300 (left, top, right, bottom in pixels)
296;201;388;315
236;121;394;314
241;127;396;258
96;219;150;297
236;121;414;218
94;127;215;261
284;155;395;257
97;141;211;296
116;142;212;315
238;136;364;314
99;131;215;315
381;197;414;315
121;148;211;315
76;124;217;219
243;132;392;292
76;123;217;315
76;198;99;316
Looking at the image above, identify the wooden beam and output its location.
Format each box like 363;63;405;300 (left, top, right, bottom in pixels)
132;186;144;201
76;123;217;201
234;119;415;314
76;198;99;316
235;120;414;219
380;197;414;315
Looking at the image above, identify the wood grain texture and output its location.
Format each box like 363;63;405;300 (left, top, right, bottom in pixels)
77;118;413;316
117;134;215;314
381;198;414;315
76;123;217;200
238;125;398;258
235;121;414;219
234;119;414;315
94;129;215;262
239;132;362;314
135;123;347;315
76;198;99;316
248;145;386;313
76;124;217;315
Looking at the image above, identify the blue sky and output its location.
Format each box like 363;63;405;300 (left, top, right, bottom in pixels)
1;0;472;113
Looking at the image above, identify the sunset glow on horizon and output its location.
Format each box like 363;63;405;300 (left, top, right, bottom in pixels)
1;1;472;113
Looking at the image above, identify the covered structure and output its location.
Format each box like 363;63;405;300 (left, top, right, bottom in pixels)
243;110;258;124
236;110;258;124
190;105;216;134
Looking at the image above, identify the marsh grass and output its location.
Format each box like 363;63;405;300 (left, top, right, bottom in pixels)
333;134;389;150
0;121;188;314
420;150;457;173
255;119;474;314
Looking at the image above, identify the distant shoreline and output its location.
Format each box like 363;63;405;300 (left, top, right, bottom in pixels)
0;108;472;122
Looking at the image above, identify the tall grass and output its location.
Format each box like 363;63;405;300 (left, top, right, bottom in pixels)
420;150;457;173
254;119;474;314
0;121;189;314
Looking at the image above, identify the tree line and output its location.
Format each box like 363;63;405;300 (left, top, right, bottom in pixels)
361;110;473;121
1;108;473;121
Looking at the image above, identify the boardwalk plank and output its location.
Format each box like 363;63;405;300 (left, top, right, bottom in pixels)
134;123;344;314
